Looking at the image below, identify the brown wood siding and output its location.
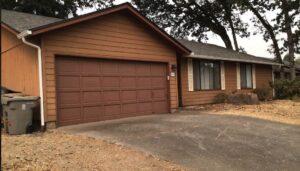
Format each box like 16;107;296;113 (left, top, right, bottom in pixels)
1;27;39;96
180;58;273;106
225;62;237;91
256;64;273;88
41;12;178;122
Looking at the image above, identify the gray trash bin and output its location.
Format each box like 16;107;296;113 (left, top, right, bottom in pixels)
1;93;39;135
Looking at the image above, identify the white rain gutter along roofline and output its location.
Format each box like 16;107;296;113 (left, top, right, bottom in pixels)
17;30;45;129
186;53;282;66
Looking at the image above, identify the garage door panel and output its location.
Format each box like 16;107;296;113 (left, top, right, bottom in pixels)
83;106;102;122
59;108;81;122
82;77;101;90
119;62;136;76
56;59;80;74
103;91;120;103
137;90;152;101
102;77;119;90
82;92;102;104
136;63;151;76
59;120;82;126
57;92;81;107
137;77;151;89
56;56;169;126
101;61;119;75
152;77;166;88
151;64;166;76
104;105;121;116
121;90;137;102
82;61;100;75
120;77;136;89
153;101;168;113
152;89;167;100
57;76;80;91
122;103;137;115
138;102;152;114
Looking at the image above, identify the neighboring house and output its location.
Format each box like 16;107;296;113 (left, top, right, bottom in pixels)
273;61;300;80
1;3;280;128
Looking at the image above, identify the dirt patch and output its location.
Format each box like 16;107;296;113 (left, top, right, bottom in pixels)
186;100;300;125
2;131;185;171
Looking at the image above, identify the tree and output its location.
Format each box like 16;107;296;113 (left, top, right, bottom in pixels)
0;0;113;19
131;0;249;51
238;0;283;64
219;0;240;51
239;0;299;79
276;0;299;80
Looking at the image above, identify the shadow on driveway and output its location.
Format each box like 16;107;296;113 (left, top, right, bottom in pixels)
59;111;300;171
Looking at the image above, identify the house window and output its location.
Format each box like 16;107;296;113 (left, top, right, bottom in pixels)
240;63;252;89
193;60;220;90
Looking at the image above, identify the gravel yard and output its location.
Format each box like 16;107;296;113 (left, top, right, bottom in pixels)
187;100;300;125
2;131;184;171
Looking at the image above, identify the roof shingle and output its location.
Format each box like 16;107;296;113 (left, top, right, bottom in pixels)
178;39;280;65
1;9;62;33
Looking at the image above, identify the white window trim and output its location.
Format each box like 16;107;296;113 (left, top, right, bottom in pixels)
236;63;241;90
187;58;194;91
221;61;226;90
252;64;256;89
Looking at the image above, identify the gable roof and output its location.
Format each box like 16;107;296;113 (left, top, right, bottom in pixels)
1;9;62;33
178;39;281;65
1;3;190;54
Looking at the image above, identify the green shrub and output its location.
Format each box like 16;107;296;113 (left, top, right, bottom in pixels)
253;87;271;101
214;93;228;103
270;79;300;99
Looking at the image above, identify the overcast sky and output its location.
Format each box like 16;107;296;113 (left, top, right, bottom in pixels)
79;0;299;59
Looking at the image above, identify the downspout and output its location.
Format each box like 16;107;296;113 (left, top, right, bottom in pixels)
17;30;45;130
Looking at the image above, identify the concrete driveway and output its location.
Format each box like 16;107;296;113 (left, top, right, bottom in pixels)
59;111;300;171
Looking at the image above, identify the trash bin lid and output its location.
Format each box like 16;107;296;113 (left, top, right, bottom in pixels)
1;93;39;104
1;87;18;94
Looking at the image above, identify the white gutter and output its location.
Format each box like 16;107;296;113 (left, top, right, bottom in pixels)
186;53;282;66
17;30;45;129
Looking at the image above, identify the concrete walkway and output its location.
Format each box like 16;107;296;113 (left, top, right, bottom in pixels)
59;111;300;171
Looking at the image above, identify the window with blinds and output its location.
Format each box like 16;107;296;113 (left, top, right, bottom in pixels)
240;63;253;89
193;60;221;90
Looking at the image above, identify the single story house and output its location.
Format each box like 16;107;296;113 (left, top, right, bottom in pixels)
1;3;280;128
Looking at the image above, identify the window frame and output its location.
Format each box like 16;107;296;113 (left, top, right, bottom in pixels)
240;63;253;89
192;59;221;91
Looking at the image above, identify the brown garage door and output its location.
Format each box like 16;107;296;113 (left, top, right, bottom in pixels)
56;56;169;126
